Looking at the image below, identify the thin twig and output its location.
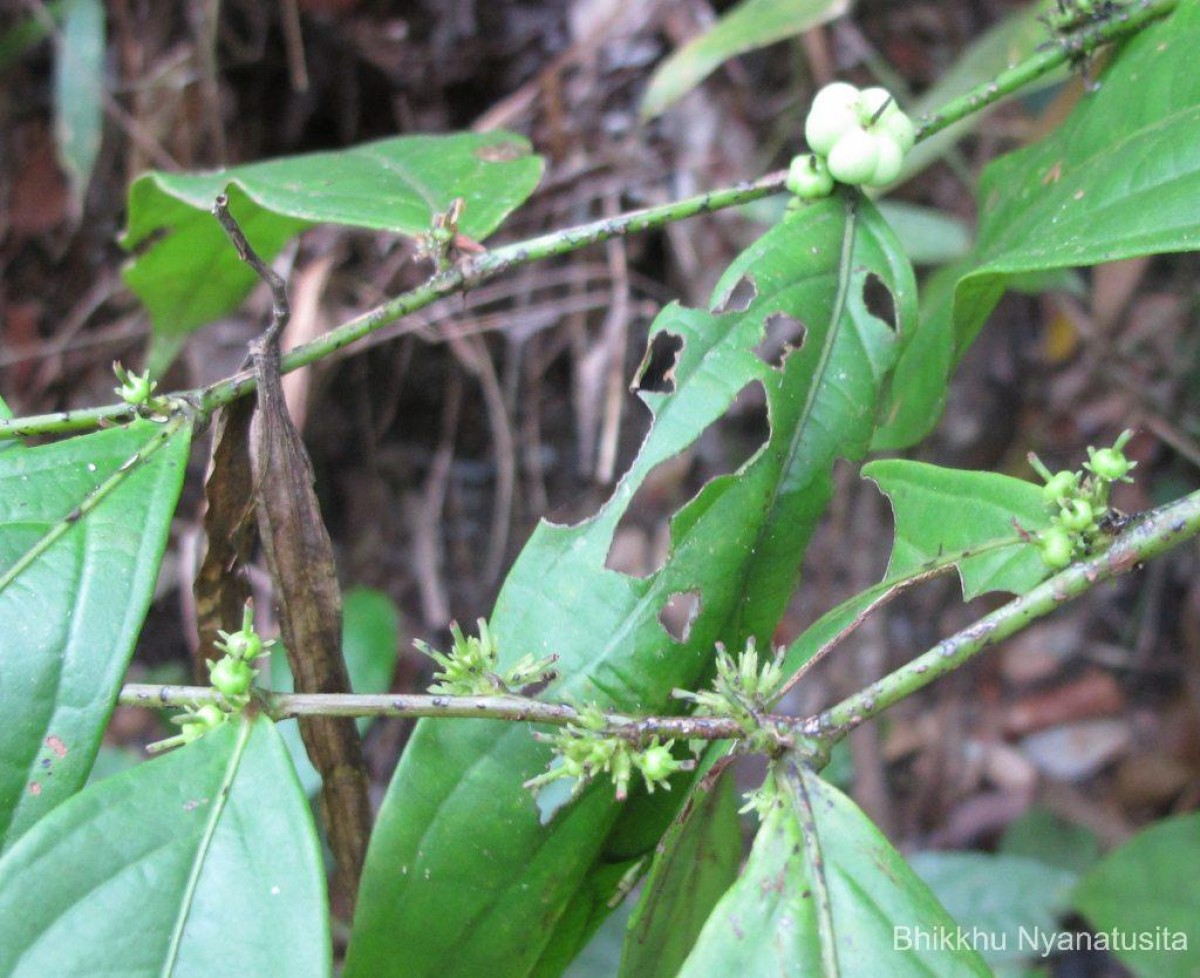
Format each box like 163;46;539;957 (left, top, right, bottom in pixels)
212;195;290;343
117;684;750;742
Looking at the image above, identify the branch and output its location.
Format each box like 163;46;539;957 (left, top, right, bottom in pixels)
915;0;1179;140
0;0;1177;442
118;480;1200;743
118;684;752;742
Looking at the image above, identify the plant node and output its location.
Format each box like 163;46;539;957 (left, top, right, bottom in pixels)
523;705;693;802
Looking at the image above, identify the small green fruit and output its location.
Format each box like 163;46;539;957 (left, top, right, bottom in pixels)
826;127;881;185
1042;470;1080;506
870;135;905;185
857;86;894;124
222;630;264;661
879;110;917;152
172;704;226;746
785;154;835;201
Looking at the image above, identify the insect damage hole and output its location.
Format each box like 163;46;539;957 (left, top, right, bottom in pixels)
659;590;702;642
862;273;897;331
754;312;807;368
711;274;757;315
604;380;769;579
634;330;685;394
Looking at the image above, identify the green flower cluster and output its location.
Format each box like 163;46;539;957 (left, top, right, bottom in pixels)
416;619;557;696
1030;430;1137;570
523;705;691;802
150;603;268;753
675;638;786;753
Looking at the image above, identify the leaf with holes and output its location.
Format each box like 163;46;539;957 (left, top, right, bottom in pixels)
779;458;1051;681
346;189;917;978
954;1;1200;353
871;259;960;451
866;459;1050;599
676;760;991;977
0;716;330;977
121;132;544;369
0;416;192;852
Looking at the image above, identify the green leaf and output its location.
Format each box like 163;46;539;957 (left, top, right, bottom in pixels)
619;764;742;978
84;743;143;785
0;716;330;977
1073;812;1200;978
640;0;850;119
865;458;1051;599
121;132;544;359
677;761;991;976
955;1;1200;352
347;191;917;978
877;201;973;266
0;395;17;455
53;0;105;215
340;586;401;695
999;807;1099;876
780;458;1051;680
527;776;693;976
0;415;192;851
271;586;400;795
910;851;1076;970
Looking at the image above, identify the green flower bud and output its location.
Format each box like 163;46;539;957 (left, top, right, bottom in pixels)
637;744;679;785
209;657;255;698
1085;446;1136;482
221;629;264;661
1042;470;1080;506
1058;498;1095;533
1039;527;1075;570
